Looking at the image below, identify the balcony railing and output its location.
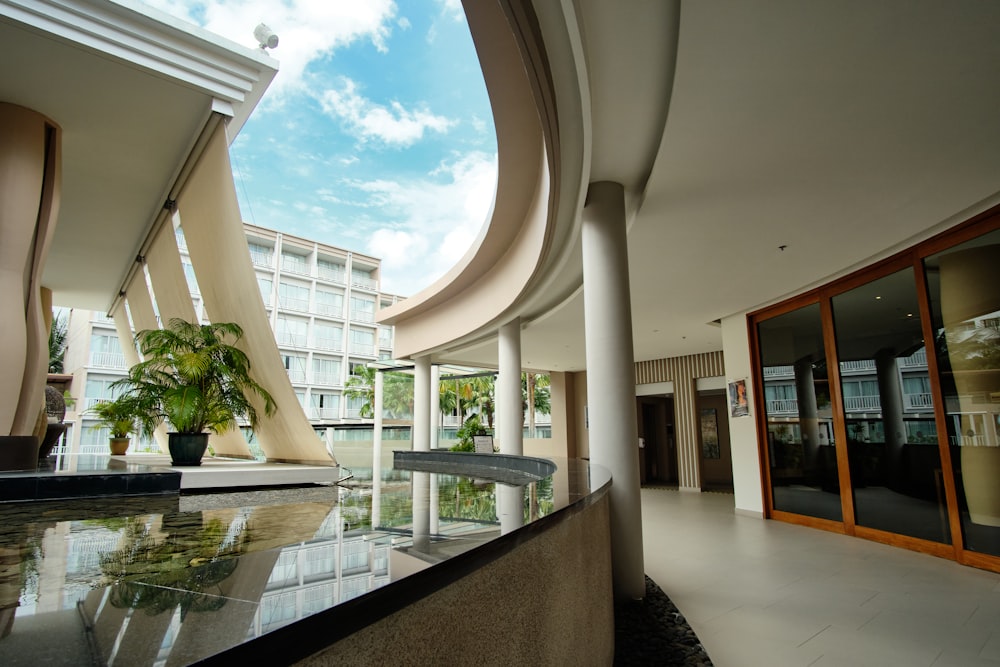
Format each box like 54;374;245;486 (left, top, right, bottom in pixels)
844;395;880;411
766;398;799;414
351;311;375;324
317;266;346;284
345;408;365;419
308;407;340;420
90;352;127;369
351;275;377;291
349;343;374;356
281;257;310;275
379;336;392;349
312;373;341;387
315;302;343;318
286;369;307;383
278;296;310;312
762;365;794;378
250;250;274;268
899;349;928;368
840;360;877;373
904;393;933;409
314;338;343;352
276;332;307;347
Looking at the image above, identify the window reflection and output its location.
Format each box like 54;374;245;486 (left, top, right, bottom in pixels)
831;269;950;543
926;231;1000;556
758;303;843;522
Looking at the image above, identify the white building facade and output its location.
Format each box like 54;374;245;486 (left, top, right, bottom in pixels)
62;223;399;455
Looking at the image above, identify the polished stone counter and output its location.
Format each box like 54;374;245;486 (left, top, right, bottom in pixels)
0;455;611;666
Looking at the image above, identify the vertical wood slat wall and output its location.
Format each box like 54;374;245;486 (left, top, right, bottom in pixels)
635;352;725;489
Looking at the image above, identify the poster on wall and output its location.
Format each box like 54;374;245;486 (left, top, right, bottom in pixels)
700;408;720;459
728;378;749;418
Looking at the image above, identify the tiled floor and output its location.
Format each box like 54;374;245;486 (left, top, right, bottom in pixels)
641;488;1000;667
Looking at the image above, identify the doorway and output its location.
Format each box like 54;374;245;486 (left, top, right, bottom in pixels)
637;396;677;486
697;390;734;492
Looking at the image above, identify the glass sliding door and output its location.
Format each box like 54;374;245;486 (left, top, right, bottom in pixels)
758;303;842;522
831;269;950;543
925;229;1000;557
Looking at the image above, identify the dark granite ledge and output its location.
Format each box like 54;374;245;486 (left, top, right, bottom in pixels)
0;455;180;502
393;450;557;485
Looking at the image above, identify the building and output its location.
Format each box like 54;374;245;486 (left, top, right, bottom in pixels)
375;0;1000;596
4;0;1000;621
61;223;401;454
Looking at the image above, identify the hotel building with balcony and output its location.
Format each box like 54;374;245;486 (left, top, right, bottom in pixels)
61;223;400;455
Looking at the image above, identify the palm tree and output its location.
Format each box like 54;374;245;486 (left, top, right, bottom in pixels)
523;373;551;435
48;310;68;373
344;364;377;418
111;318;275;437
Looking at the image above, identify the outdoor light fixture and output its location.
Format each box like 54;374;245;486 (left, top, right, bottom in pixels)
254;23;278;50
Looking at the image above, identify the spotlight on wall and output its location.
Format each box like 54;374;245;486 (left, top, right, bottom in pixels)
254;23;279;51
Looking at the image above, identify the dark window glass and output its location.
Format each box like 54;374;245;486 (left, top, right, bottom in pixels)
926;230;1000;556
831;269;949;543
758;303;842;521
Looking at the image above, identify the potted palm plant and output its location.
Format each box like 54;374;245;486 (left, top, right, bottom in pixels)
86;397;138;454
111;318;275;466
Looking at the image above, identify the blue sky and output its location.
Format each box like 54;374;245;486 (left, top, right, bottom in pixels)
142;0;497;296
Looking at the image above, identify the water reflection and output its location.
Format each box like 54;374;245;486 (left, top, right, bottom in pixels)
0;469;556;666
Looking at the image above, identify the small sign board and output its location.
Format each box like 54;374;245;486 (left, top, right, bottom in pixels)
473;435;494;453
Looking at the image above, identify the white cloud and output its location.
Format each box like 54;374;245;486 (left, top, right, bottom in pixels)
359;151;497;294
138;0;398;100
318;78;455;146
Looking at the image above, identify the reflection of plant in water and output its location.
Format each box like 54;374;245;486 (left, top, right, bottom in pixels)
438;475;498;522
109;558;236;620
100;514;248;619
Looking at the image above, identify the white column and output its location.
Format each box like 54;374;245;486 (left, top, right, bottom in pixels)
373;370;385;468
413;356;431;452
430;364;441;450
582;181;645;601
412;471;431;553
497;483;524;535
428;363;440;532
498;318;523;455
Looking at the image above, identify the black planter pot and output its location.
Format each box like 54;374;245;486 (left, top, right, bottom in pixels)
168;432;209;466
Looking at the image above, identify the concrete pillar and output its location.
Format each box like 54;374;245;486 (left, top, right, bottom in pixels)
0;104;60;437
875;351;906;490
581;181;644;601
498;318;523;455
793;357;821;475
413;356;431;452
497;483;524;535
412;471;431;553
430;364;441;450
372;370;384;527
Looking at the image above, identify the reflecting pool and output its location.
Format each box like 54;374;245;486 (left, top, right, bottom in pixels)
0;458;586;666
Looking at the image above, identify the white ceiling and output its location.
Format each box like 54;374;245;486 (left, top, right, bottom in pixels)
439;0;1000;373
0;0;275;312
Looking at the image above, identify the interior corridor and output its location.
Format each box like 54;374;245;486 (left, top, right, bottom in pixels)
641;488;1000;666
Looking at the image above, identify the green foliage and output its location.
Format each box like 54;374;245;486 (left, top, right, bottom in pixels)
48;311;67;373
451;414;490;452
345;367;414;419
111;318;275;437
86;398;138;438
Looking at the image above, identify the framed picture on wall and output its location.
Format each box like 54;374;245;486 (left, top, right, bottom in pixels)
728;378;749;417
700;408;720;459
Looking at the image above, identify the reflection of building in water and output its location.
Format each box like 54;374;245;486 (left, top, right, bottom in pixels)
253;516;392;635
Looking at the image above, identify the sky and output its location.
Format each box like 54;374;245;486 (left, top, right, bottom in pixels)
141;0;497;297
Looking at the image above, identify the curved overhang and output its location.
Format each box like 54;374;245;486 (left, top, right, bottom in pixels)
384;0;1000;373
0;0;277;311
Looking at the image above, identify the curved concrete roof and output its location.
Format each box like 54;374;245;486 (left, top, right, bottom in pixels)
389;0;1000;372
0;0;276;312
